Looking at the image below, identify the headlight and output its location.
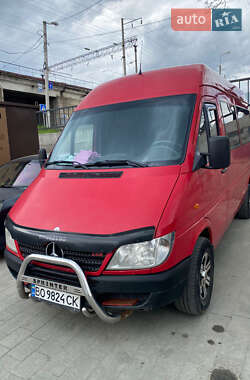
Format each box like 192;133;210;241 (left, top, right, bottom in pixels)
5;228;18;254
107;232;175;270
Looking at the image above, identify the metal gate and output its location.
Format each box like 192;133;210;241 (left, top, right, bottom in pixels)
36;105;76;129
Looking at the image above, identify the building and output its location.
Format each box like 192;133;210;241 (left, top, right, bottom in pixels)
0;70;91;110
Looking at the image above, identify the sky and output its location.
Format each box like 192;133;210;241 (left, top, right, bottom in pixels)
0;0;250;90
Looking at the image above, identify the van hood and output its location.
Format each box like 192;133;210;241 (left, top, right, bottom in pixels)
9;166;180;235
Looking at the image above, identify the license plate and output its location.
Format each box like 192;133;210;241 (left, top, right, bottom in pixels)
31;284;80;310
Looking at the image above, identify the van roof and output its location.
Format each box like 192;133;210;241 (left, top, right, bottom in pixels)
76;64;246;111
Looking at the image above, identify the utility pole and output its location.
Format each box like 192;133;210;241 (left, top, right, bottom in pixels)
43;21;50;127
43;20;58;128
120;17;142;76
134;44;138;73
121;18;126;76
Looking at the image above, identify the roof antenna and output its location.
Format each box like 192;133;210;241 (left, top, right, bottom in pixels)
138;39;143;75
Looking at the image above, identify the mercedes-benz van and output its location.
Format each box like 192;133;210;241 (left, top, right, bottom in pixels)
4;64;250;323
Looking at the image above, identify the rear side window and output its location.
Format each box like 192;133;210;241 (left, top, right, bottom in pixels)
236;107;250;144
220;102;240;149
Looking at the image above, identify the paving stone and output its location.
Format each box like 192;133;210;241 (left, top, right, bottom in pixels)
0;328;32;349
0;343;9;358
8;336;43;361
11;351;49;379
0;353;22;378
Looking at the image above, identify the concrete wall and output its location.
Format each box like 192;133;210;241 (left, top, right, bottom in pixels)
0;87;3;102
39;131;61;153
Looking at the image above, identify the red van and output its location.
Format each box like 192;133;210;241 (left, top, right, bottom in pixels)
4;64;250;323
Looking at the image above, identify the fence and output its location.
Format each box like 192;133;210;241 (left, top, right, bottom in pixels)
230;77;250;105
36;105;76;130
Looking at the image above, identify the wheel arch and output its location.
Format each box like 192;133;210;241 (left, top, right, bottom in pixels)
199;227;212;243
191;219;214;253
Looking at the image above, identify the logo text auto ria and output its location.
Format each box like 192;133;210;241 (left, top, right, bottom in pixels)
171;8;242;31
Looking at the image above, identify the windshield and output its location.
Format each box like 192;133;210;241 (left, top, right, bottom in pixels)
0;160;41;187
49;94;196;168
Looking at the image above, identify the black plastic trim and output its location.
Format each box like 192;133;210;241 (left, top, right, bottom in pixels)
5;216;155;253
88;256;190;294
59;171;123;179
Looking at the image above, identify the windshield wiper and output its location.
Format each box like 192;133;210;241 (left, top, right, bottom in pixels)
46;160;89;169
86;159;148;168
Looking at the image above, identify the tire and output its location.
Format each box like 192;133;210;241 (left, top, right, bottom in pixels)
237;185;250;219
174;237;214;315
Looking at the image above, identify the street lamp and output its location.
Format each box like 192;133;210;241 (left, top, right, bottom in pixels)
43;20;58;127
219;50;231;76
49;21;58;26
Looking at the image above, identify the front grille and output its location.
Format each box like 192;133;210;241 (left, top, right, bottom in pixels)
18;242;107;273
26;265;81;287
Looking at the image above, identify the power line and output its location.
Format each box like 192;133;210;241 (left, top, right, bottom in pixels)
50;72;99;86
0;60;97;86
0;60;41;73
23;0;76;20
56;0;104;22
19;0;113;43
0;21;38;36
49;36;137;71
0;36;43;55
50;16;170;44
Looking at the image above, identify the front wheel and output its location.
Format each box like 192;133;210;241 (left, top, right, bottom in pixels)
174;237;214;315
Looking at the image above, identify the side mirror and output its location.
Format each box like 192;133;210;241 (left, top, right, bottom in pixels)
208;136;230;169
39;148;47;167
192;152;207;171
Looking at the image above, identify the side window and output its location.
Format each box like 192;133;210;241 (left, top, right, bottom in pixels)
197;104;219;155
236;107;250;144
197;109;208;154
220;102;240;149
206;106;219;137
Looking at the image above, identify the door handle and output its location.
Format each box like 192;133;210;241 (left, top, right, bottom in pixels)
221;168;228;174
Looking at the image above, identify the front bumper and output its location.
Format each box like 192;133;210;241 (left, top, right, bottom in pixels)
13;252;121;323
5;249;191;318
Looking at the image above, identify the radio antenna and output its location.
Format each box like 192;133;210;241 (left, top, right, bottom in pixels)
139;39;143;75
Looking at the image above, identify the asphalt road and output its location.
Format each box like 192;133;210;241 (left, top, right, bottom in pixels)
0;218;250;380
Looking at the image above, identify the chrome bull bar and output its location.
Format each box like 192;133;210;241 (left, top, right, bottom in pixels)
16;254;121;324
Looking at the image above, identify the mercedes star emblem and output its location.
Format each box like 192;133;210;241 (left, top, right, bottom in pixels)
46;242;64;258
